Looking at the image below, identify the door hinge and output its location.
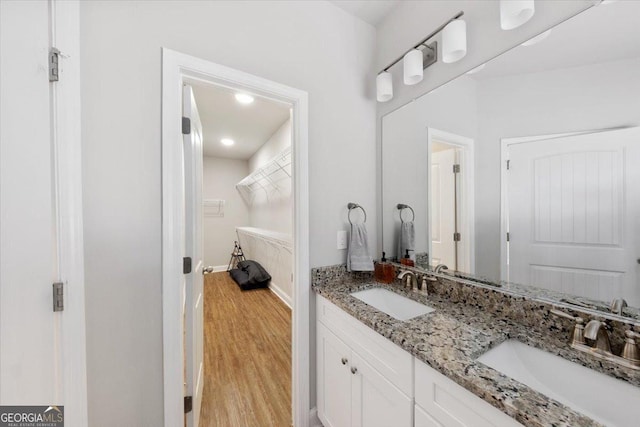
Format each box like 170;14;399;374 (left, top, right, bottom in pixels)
506;232;510;242
453;232;461;242
183;257;192;274
182;117;191;135
184;396;192;414
53;282;64;312
49;48;60;82
453;164;461;174
506;160;510;170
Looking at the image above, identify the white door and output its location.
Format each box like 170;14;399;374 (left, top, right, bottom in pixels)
0;0;64;406
431;148;457;268
183;85;204;427
508;127;640;306
317;323;352;427
351;352;412;427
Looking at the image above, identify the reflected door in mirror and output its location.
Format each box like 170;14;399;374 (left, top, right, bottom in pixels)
507;127;640;306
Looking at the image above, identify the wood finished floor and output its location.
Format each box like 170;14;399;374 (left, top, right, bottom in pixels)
199;272;292;427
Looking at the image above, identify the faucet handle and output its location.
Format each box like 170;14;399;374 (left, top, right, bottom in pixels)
550;308;584;323
551;308;586;345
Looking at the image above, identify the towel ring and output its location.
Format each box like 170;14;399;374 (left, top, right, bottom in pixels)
397;203;415;223
347;202;367;224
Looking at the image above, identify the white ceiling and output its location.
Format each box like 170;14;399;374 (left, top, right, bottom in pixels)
329;0;400;26
470;1;640;80
189;82;290;160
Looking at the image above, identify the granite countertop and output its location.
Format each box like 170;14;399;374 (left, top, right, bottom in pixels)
313;278;640;427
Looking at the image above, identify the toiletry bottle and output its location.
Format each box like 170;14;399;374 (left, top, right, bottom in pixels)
375;252;396;283
400;249;415;267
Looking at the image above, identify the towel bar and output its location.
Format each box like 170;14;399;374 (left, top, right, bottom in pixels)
347;202;367;224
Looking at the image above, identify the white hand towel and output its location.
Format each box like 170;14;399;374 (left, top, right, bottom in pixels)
347;223;374;272
397;221;415;261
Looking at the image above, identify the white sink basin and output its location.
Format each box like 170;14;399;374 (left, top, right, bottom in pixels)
351;288;434;321
477;339;640;427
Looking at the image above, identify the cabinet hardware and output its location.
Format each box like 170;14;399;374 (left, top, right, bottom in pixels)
351;367;358;374
341;357;348;365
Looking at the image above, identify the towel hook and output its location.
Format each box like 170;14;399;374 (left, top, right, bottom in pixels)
397;203;415;223
347;202;367;224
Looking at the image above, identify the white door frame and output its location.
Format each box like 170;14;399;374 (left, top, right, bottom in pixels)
2;0;89;422
51;1;89;424
426;128;475;273
161;48;310;427
499;127;624;282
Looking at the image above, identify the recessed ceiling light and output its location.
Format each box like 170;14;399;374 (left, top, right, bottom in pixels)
221;138;235;146
234;93;254;104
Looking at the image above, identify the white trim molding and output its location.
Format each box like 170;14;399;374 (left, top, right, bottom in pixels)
161;48;310;427
51;1;89;424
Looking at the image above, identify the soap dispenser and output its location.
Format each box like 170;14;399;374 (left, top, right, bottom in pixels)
375;252;396;283
400;249;415;267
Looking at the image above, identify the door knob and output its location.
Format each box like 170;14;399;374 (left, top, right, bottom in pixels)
203;266;214;274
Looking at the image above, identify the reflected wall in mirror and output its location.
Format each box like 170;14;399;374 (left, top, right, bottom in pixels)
381;1;640;318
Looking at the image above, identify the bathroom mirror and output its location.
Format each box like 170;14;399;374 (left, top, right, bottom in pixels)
381;0;640;320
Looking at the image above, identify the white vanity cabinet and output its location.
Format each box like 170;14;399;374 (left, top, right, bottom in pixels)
414;358;524;427
316;296;413;427
316;295;524;427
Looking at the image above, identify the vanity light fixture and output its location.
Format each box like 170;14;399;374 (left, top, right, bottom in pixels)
403;49;424;85
220;138;235;146
521;29;551;46
442;19;467;63
500;0;535;30
234;93;254;104
376;72;393;102
376;11;463;102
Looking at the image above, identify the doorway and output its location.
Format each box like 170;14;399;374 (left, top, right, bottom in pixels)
161;49;310;427
188;80;294;426
427;128;475;273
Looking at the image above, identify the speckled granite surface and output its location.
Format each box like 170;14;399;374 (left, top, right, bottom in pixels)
312;264;640;427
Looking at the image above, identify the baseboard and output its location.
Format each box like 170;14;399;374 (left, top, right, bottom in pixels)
309;407;322;427
211;265;227;273
269;281;292;308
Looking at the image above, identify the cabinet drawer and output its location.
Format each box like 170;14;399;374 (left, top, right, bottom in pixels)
414;358;523;427
317;295;413;396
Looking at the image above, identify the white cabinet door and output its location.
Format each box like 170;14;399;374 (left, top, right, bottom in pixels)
317;323;353;427
415;405;443;427
351;352;412;427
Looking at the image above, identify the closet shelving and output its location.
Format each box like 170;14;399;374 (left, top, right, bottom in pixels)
236;147;291;203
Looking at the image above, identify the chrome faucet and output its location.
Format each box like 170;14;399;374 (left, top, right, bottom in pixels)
397;270;418;290
434;264;448;274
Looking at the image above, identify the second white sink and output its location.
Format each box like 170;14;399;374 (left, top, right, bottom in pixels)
477;339;640;427
351;288;434;321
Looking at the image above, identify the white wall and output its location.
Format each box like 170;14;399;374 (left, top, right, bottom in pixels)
203;157;250;268
475;57;640;280
381;76;477;261
248;118;293;235
80;1;376;424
